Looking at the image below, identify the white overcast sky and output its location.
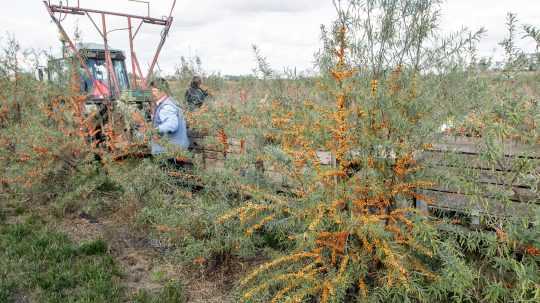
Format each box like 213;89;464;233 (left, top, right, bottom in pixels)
1;0;538;75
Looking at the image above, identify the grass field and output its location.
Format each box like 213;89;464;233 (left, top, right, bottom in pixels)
0;216;122;302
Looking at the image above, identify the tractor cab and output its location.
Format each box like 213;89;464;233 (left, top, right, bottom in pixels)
47;43;149;104
79;43;130;100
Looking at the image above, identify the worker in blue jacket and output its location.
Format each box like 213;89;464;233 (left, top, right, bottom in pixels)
150;78;190;155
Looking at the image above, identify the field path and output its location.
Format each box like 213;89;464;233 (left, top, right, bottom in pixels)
56;210;236;302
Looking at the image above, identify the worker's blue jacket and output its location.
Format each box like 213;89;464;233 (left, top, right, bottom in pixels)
151;96;190;154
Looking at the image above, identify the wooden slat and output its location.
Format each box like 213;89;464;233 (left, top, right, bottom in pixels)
422;166;535;188
265;171;286;184
189;136;244;147
199;150;226;160
512;187;539;203
204;158;225;170
424;183;538;203
418;189;538;218
419;151;540;171
433;137;540;158
189;137;244;154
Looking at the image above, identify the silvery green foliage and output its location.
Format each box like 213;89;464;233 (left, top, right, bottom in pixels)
499;13;529;73
523;24;540;52
0;35;20;78
174;55;204;80
317;0;486;76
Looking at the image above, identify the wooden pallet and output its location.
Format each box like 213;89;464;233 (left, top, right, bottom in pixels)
189;133;539;220
417;137;539;220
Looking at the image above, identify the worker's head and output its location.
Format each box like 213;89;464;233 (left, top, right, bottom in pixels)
150;78;171;101
190;76;202;89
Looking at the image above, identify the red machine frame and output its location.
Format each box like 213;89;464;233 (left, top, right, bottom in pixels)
43;0;177;97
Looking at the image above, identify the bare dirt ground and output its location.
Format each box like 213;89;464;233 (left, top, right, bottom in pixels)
56;210;237;302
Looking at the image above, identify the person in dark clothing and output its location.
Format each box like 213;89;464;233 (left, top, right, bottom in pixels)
185;76;209;110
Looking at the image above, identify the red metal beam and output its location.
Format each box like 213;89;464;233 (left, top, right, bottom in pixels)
133;20;144;40
101;13;121;97
127;17;138;89
145;19;172;81
48;3;168;25
132;53;147;89
146;0;177;80
86;12;104;39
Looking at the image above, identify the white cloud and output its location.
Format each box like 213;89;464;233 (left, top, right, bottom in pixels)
223;0;328;13
439;0;539;60
1;0;539;75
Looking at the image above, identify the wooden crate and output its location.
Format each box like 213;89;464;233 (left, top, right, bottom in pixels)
417;137;539;219
190;134;539;220
188;133;250;170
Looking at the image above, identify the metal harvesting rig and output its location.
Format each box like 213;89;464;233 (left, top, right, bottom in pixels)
42;0;177;152
43;0;176;99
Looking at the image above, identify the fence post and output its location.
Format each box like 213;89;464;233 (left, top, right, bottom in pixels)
416;198;429;215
